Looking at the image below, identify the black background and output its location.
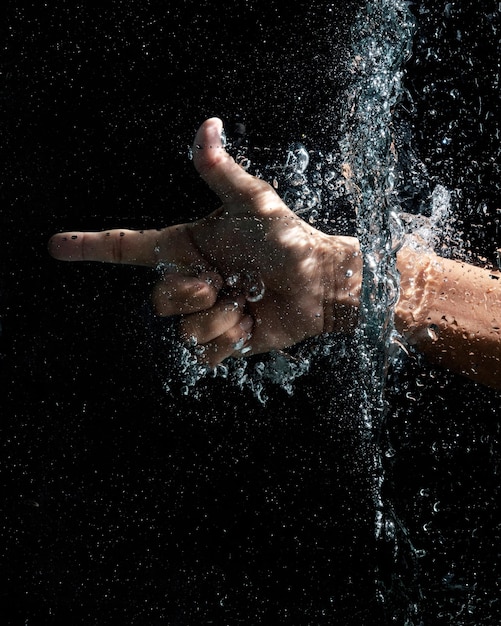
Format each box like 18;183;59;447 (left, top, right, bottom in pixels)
1;1;500;624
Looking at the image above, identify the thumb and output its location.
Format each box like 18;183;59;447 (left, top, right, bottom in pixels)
192;117;266;209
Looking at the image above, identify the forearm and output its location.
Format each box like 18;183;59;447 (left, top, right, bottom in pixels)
395;245;501;389
326;237;501;389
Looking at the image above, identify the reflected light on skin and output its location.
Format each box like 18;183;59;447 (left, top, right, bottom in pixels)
48;118;501;388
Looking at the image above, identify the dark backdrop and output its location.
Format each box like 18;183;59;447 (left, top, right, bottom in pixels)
1;1;500;625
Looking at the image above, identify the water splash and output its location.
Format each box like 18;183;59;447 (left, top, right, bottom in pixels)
340;0;415;427
338;0;416;617
163;3;417;412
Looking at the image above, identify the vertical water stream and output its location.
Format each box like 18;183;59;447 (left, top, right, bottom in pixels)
340;0;414;431
338;0;415;609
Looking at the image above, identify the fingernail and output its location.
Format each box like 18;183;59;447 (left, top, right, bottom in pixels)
239;316;254;332
224;295;245;312
206;117;224;148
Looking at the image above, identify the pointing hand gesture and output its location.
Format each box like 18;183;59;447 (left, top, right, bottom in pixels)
49;118;361;367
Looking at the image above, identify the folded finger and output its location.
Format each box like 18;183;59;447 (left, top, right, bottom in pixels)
198;315;254;368
152;271;223;316
179;295;248;345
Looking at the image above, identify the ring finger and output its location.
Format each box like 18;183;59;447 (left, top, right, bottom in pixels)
179;294;247;345
197;315;254;368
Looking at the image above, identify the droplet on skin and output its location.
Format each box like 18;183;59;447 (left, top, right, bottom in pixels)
233;338;245;351
224;300;240;312
427;325;440;341
242;272;265;303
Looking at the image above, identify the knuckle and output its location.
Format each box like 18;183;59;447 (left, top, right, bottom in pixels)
110;231;125;264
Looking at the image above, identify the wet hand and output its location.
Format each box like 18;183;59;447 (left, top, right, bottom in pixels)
49;118;361;367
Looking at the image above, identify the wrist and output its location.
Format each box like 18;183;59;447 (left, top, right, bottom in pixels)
395;244;440;343
321;235;362;335
318;237;442;341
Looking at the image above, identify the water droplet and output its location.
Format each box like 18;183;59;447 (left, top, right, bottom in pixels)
285;143;309;175
308;210;319;224
242;272;265;303
216;364;228;378
233;338;245;351
426;325;440;341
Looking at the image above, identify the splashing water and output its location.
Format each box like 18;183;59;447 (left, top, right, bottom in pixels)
155;4;487;620
340;0;415;432
167;2;419;409
338;0;416;614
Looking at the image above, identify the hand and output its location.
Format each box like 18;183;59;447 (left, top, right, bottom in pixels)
49;118;361;367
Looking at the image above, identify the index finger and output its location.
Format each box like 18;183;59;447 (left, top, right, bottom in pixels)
48;224;201;268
